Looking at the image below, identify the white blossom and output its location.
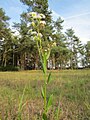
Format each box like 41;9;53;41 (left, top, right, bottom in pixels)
40;14;45;19
52;42;56;47
27;12;46;21
37;33;43;38
49;36;52;41
37;14;42;19
40;21;46;25
44;49;47;52
30;12;37;16
27;12;37;19
31;31;37;35
28;29;32;32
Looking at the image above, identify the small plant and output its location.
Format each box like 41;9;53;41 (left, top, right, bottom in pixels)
27;12;54;120
17;86;26;120
55;100;61;120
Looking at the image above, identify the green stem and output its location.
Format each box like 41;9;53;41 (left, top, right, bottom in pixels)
36;41;43;63
44;71;47;114
36;27;47;116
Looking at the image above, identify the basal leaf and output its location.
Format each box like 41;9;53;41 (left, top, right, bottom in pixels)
46;50;50;60
42;113;48;120
41;87;45;99
47;72;51;84
42;53;47;74
47;94;53;110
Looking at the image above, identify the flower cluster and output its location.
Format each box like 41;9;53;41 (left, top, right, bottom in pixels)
27;12;45;20
27;12;46;42
27;12;46;27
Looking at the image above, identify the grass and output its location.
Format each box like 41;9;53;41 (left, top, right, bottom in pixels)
0;70;90;119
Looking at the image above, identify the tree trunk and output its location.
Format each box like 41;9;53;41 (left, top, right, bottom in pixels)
52;54;55;69
20;53;25;70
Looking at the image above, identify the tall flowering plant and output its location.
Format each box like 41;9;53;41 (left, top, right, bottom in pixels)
27;12;53;120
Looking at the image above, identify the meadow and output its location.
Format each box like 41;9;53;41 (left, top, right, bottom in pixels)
0;70;90;120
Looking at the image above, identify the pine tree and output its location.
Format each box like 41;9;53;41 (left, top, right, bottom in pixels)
85;41;90;68
65;28;84;69
51;17;69;69
0;8;13;66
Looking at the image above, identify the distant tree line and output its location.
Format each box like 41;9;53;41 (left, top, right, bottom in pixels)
0;0;90;71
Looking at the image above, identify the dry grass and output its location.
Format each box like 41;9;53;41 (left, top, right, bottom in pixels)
0;70;90;119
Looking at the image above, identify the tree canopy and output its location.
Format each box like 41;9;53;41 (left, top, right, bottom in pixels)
0;0;89;70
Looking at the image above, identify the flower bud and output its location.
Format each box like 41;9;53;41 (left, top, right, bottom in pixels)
40;14;45;19
44;49;47;52
37;33;43;38
31;22;35;27
31;31;37;35
28;12;37;19
37;14;42;19
40;21;46;25
52;42;56;47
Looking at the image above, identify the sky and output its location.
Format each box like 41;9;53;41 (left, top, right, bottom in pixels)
0;0;90;44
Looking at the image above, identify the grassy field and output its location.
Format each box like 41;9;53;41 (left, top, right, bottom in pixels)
0;70;90;120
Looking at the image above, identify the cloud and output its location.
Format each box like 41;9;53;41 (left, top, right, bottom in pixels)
0;0;28;25
51;10;60;20
51;10;64;20
7;5;27;26
65;12;90;20
51;10;90;44
79;37;90;44
7;6;22;25
9;6;23;15
63;13;90;43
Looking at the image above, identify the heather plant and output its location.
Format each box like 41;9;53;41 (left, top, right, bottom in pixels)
27;12;54;120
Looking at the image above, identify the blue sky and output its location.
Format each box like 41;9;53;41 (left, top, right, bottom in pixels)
0;0;90;43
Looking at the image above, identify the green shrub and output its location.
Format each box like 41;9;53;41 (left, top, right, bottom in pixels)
0;66;19;71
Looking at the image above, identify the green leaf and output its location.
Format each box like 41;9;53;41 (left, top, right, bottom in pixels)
47;72;51;84
42;113;48;120
42;63;46;74
47;94;53;110
18;86;26;112
46;50;50;60
17;85;26;120
41;87;45;99
42;53;47;74
56;100;60;120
